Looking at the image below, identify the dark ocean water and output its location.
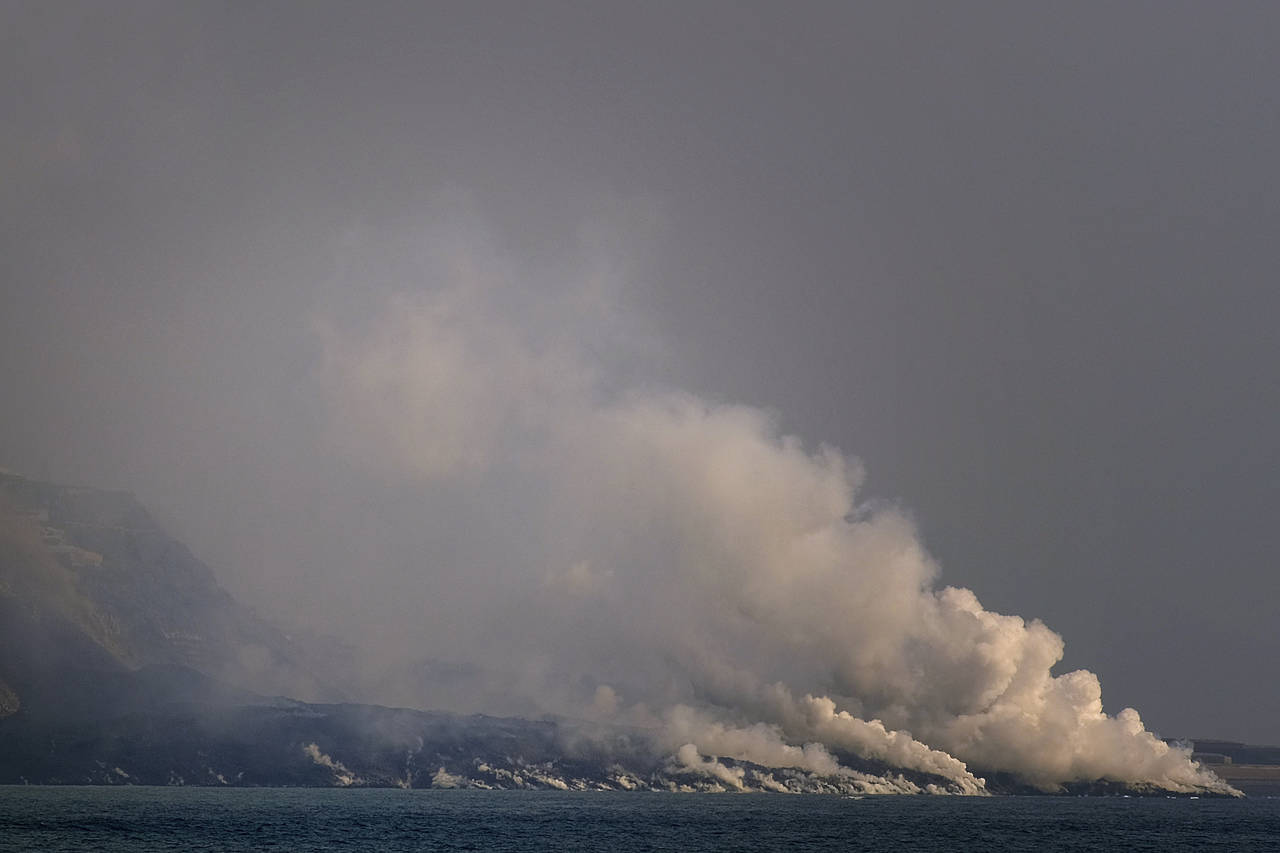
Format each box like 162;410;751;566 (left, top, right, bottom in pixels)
2;787;1278;852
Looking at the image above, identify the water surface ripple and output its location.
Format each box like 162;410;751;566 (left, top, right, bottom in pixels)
2;787;1277;852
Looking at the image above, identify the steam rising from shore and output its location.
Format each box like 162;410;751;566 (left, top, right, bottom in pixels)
315;234;1233;795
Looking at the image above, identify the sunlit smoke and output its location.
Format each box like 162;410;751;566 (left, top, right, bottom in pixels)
313;232;1235;795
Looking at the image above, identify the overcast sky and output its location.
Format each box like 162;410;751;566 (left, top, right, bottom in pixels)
3;2;1278;744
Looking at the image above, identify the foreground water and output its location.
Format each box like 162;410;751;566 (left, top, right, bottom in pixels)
2;787;1278;852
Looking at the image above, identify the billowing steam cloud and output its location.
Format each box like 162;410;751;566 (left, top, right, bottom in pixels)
313;230;1232;795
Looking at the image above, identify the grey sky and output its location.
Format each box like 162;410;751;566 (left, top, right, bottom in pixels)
3;2;1278;745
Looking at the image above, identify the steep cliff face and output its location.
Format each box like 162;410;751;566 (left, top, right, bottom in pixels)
0;471;340;716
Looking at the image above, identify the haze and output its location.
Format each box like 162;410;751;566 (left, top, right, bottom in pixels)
2;0;1277;757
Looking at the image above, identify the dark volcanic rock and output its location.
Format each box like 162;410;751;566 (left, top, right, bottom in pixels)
0;471;340;708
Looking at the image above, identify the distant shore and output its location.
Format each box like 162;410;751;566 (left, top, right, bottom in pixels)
1205;765;1280;797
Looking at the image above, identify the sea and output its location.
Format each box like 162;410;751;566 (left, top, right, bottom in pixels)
2;787;1278;852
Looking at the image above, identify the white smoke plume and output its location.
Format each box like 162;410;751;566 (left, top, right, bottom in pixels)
303;743;360;787
670;743;747;791
431;766;466;789
312;228;1235;795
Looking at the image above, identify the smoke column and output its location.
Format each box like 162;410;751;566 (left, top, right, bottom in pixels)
313;228;1232;795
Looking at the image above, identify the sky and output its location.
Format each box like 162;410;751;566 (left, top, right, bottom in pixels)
2;2;1278;749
